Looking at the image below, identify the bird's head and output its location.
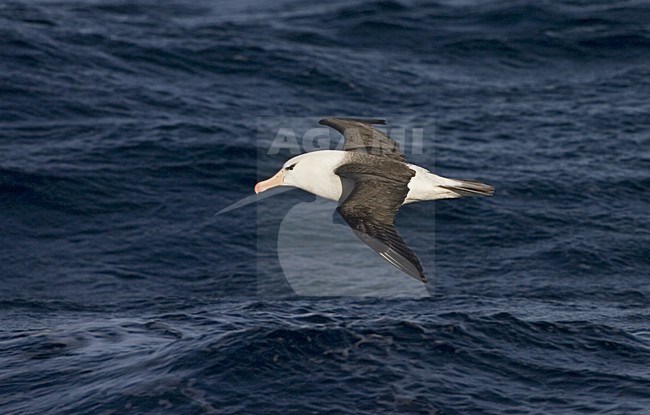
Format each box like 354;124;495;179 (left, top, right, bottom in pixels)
254;155;304;194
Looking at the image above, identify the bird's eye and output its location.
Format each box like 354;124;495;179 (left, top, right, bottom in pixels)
286;163;297;171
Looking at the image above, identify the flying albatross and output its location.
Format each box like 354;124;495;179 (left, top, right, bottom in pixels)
255;118;494;283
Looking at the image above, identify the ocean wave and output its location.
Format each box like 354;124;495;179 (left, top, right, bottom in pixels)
252;0;641;63
2;308;648;414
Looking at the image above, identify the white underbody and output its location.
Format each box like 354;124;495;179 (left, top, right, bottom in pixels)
403;164;464;203
281;150;463;204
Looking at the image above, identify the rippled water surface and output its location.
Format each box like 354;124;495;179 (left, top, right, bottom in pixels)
1;0;649;413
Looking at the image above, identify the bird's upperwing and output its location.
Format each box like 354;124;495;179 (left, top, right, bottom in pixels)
319;118;405;162
334;159;426;282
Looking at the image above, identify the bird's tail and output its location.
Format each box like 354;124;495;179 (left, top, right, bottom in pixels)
440;179;494;197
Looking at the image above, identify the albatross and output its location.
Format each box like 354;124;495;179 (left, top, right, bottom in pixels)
255;118;494;283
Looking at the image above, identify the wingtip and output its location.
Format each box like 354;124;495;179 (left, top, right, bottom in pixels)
396;261;428;283
399;267;428;283
411;270;428;283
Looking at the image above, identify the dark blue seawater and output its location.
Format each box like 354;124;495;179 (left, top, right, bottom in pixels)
1;0;650;413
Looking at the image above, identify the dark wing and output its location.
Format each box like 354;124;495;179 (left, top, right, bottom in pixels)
335;159;426;282
319;117;405;162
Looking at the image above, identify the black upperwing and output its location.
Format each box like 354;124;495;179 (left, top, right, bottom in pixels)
334;158;426;282
319;118;405;162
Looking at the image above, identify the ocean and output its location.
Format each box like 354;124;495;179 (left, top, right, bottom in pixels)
1;0;649;413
